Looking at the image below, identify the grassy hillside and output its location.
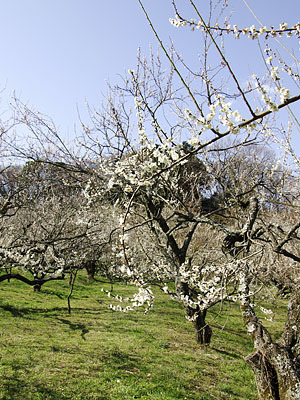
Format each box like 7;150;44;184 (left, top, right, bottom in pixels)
0;274;282;399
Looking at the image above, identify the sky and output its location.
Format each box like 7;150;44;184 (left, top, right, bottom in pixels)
0;0;299;154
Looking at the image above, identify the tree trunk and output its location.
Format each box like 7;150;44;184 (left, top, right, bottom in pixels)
245;343;300;400
192;309;212;345
33;283;41;291
176;279;212;345
239;267;300;399
185;306;212;345
85;261;96;281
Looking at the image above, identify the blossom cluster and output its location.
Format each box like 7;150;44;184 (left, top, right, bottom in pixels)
257;84;279;112
101;286;154;313
184;93;244;144
170;15;300;40
0;245;66;273
107;140;187;196
178;261;239;311
253;77;290;112
264;45;300;85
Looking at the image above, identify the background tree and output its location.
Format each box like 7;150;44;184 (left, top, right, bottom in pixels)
0;161;117;294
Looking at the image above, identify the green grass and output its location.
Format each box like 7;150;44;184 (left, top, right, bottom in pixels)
0;274;285;399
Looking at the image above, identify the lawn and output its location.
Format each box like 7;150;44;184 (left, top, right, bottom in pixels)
0;273;283;399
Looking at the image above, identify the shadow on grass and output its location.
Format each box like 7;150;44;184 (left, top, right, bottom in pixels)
101;346;144;373
39;288;65;299
0;304;105;318
211;346;242;359
56;318;89;340
0;304;34;319
1;374;65;400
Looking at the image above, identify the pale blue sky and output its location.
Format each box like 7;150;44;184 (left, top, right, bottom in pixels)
0;1;299;152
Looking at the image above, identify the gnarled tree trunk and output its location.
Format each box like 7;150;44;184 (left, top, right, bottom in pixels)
245;344;300;400
240;267;300;399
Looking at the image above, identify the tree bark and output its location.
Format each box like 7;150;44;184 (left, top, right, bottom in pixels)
177;280;212;345
85;261;97;281
191;308;212;345
245;344;300;400
33;283;42;292
240;267;300;399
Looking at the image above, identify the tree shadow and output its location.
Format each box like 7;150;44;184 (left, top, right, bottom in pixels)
56;317;89;340
211;347;241;359
39;288;65;299
101;346;143;372
0;304;33;318
0;304;104;319
1;374;65;400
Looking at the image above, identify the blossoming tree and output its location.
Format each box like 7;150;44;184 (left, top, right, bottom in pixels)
79;1;300;398
0;161;116;299
2;0;300;398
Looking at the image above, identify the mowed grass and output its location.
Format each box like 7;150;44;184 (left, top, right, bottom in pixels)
0;274;286;399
